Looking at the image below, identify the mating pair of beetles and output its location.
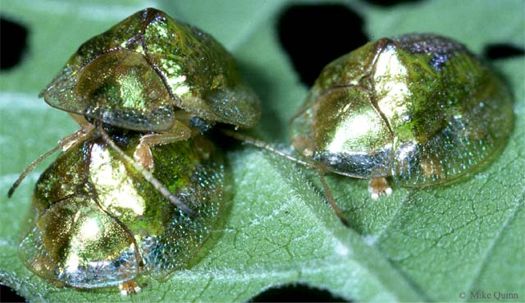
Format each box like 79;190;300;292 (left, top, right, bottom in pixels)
8;8;513;294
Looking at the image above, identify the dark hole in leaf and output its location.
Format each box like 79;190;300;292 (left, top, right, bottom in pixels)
250;283;348;302
0;16;29;70
483;43;525;60
0;285;26;303
277;4;368;86
362;0;424;7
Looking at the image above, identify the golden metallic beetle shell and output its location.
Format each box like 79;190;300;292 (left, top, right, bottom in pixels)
291;33;513;187
19;133;226;288
41;8;260;131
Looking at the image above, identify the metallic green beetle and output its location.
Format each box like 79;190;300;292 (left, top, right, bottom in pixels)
43;7;260;130
41;7;260;170
19;132;226;294
291;33;513;198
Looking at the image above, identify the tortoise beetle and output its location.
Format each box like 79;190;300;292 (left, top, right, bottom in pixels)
19;131;227;294
290;33;514;198
42;7;260;130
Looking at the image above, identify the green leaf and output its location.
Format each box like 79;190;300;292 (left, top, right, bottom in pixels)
1;0;523;302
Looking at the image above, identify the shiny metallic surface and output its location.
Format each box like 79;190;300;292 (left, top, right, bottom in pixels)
291;33;513;187
41;8;260;131
19;133;226;288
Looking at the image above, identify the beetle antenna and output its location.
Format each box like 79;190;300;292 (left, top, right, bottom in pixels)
8;126;94;198
8;144;61;198
98;127;194;216
222;129;367;179
220;129;317;169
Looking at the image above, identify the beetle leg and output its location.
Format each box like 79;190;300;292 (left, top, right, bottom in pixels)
119;280;141;296
318;173;350;227
368;177;392;200
134;121;192;170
